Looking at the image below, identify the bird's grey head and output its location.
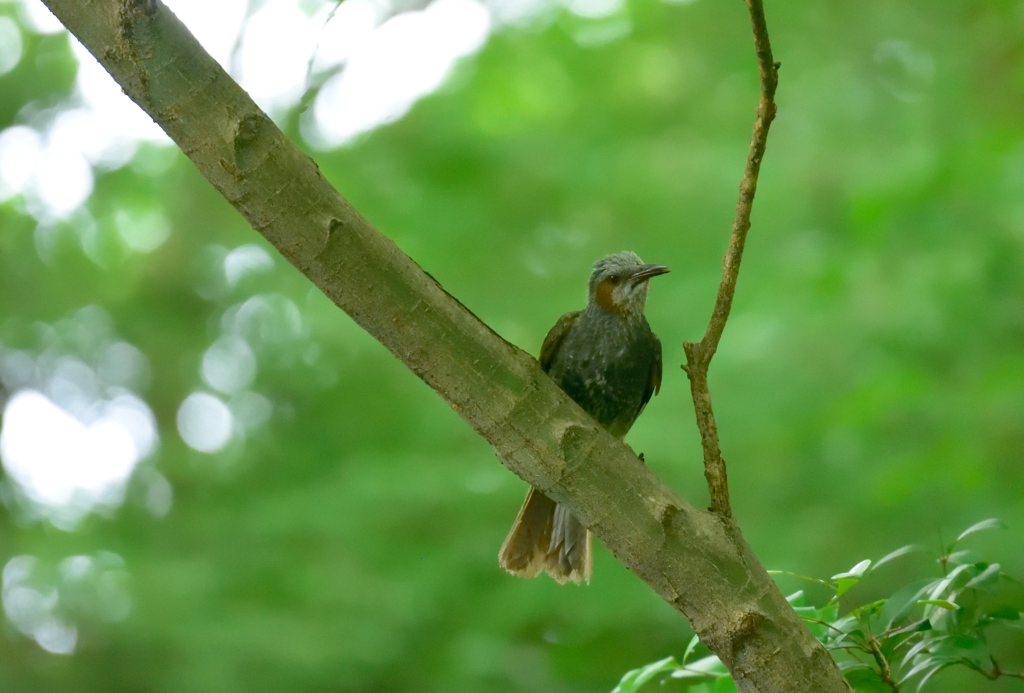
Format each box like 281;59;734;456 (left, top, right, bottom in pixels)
587;251;670;318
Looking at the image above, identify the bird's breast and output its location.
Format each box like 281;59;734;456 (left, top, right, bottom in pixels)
546;315;656;437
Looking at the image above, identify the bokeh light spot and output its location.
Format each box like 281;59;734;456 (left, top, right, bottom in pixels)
564;0;623;19
0;125;43;200
113;207;172;253
162;0;248;68
874;39;935;103
97;341;152;392
177;392;234;453
32;147;94;220
2;555;77;655
201;336;257;395
0;390;154;529
309;0;491;147
229;390;274;433
33;618;78;654
0;17;24;76
223;244;274;287
143;471;173;518
239;0;319;113
16;0;65;34
310;0;383;71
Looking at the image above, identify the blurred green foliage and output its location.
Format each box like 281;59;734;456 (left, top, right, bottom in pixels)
1;0;1023;692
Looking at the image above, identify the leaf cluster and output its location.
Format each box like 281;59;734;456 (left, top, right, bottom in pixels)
614;520;1024;693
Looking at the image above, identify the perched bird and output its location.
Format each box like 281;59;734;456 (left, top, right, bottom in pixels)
498;251;670;584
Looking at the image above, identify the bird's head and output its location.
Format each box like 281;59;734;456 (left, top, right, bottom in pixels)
587;251;670;318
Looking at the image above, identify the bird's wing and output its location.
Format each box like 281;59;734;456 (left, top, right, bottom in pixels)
539;311;581;373
640;334;663;410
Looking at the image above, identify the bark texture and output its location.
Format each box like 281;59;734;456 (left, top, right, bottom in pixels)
41;1;851;691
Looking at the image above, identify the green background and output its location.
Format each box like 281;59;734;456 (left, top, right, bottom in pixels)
0;0;1022;691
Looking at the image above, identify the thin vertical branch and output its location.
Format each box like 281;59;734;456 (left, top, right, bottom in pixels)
683;0;779;517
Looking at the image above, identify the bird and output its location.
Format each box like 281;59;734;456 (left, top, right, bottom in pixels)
498;251;670;584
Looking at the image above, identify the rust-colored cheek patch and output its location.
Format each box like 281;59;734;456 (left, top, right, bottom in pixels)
595;279;623;315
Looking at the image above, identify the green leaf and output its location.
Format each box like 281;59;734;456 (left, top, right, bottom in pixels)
930;634;985;661
612;656;676;693
916;599;958;610
900;635;941;670
899;656;941;685
872;545;925;573
851;679;893;693
926;602;956;633
955;518;1007;544
769;570;836;592
927;564;972;601
987;605;1020;620
612;669;642;693
689;678;739;693
965;563;1001;590
944;550;978;566
835;577;860;599
833;627;867;649
797;611;831;640
827;618;868;646
829;560;875;600
786;590;805;606
829;614;859;634
682;634;701;664
838;661;873;672
709;678;738;693
881;579;935;627
887;618;930;639
851;599;886;620
843;665;890;692
670;654;728;679
916;660;952;692
832;559;873;581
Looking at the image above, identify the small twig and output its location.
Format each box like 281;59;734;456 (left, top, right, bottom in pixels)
960;656;1024;681
302;1;346;99
866;634;900;693
228;0;259;78
991;658;1024;680
682;0;778;517
823;642;862;650
803;618;866;644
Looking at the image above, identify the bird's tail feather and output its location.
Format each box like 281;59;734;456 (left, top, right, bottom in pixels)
498;487;592;585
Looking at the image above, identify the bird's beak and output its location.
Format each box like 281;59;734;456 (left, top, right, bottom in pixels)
629;264;671;286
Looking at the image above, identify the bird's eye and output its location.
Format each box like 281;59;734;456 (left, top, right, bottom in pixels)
608;275;620;284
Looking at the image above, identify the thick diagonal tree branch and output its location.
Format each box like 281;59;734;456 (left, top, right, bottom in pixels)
683;0;779;518
41;1;848;690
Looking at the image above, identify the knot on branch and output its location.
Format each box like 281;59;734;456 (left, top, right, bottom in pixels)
729;609;766;652
233;113;273;172
682;340;711;382
657;499;682;541
122;0;159;20
558;423;594;466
